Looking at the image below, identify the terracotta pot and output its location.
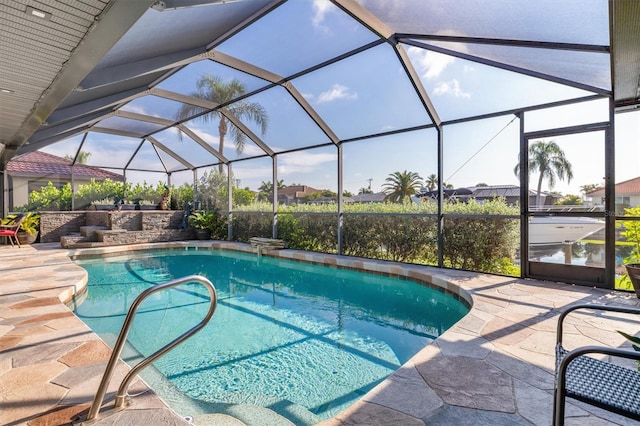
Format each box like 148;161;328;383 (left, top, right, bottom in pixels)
17;231;38;245
625;263;640;298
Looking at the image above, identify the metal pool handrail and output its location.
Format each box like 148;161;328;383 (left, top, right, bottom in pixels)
86;275;217;421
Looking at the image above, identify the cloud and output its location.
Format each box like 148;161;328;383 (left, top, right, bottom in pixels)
312;0;334;27
190;127;220;146
121;104;147;115
301;92;315;102
190;127;269;157
407;46;454;80
278;151;336;175
433;79;471;99
316;84;358;104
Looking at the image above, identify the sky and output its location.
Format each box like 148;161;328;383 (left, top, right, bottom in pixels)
41;0;639;198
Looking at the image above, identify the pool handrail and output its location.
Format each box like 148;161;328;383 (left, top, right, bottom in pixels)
86;274;217;421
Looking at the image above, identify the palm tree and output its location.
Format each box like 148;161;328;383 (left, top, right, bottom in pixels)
382;170;423;203
65;151;91;164
176;75;268;173
580;183;602;195
514;139;573;207
258;179;285;202
425;173;438;191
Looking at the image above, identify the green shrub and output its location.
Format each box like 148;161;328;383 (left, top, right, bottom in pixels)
232;212;272;242
25;182;72;211
232;198;519;275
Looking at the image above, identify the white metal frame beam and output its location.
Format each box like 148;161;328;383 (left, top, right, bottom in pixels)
146;136;195;170
79;49;214;91
176;124;229;164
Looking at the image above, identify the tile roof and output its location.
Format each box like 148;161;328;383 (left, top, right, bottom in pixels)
350;192;387;203
278;185;321;198
469;185;548;198
7;151;124;181
586;176;640;196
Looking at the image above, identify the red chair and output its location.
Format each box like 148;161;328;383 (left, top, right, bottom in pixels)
0;213;26;247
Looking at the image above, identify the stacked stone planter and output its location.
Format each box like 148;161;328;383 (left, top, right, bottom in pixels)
41;210;194;248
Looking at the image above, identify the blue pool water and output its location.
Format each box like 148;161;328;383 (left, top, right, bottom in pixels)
74;249;468;423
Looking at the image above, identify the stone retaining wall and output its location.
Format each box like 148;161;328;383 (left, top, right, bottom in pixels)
40;212;86;243
40;210;188;244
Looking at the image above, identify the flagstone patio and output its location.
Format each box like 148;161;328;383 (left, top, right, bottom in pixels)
1;242;639;425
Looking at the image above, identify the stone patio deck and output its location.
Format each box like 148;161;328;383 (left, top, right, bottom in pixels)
1;242;639;425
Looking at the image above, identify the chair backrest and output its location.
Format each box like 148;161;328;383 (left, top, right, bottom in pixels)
2;213;26;232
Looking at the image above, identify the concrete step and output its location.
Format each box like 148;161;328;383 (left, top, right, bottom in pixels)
79;225;107;238
65;241;109;248
60;234;87;248
95;228;128;242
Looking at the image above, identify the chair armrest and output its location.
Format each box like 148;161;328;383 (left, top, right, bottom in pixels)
556;304;640;347
559;345;640;368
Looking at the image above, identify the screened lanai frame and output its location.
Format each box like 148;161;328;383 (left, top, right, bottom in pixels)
8;0;625;288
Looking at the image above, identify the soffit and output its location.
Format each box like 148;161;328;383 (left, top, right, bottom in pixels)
0;0;157;168
0;0;110;145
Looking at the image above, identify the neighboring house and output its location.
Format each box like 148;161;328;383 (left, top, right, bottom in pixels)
274;185;322;205
6;151;124;209
464;185;561;206
349;192;387;203
585;176;640;213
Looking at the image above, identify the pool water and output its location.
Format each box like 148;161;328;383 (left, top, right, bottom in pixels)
74;249;468;424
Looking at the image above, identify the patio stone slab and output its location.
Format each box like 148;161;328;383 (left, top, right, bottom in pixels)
512;378;553;425
331;400;425;426
363;365;443;419
58;340;111;367
424;405;531;426
27;403;91;426
15;311;75;325
2;242;640;426
7;323;53;337
0;362;69;425
88;408;187;426
9;296;62;309
480;316;536;346
12;342;78;367
415;356;515;412
486;348;554;390
0;335;23;351
433;331;492;359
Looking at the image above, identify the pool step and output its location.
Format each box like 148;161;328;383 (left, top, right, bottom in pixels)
98;335;320;426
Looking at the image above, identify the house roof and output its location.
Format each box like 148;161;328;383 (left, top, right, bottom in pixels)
469;185;546;198
278;185;321;198
351;192;387;203
6;151;124;181
587;176;640;196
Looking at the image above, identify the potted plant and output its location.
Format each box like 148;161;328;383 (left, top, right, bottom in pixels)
617;330;640;371
620;207;640;297
189;211;215;240
2;212;41;245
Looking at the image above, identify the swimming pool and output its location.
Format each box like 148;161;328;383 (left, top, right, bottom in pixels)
74;248;468;424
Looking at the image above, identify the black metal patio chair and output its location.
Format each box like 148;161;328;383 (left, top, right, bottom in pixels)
553;303;640;425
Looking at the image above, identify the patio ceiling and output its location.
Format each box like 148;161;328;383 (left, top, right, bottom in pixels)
0;0;638;173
